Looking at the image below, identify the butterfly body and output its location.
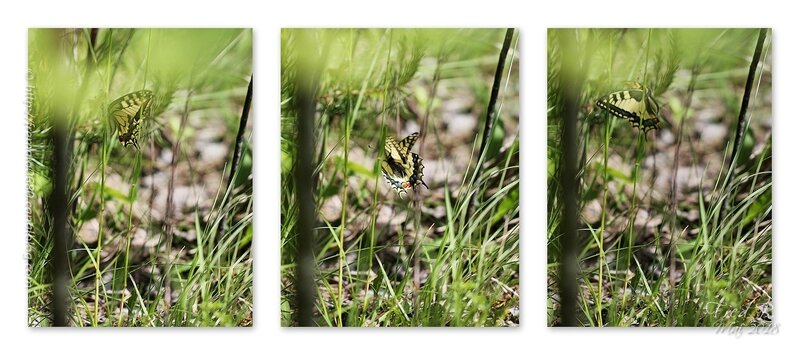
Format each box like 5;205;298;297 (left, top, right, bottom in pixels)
108;90;154;149
595;86;660;132
381;132;428;196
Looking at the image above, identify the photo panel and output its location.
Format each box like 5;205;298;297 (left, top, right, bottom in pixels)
27;28;253;327
281;28;520;327
547;28;772;327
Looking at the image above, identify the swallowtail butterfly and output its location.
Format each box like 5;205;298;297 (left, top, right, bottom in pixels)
595;84;660;132
381;132;428;196
108;90;154;149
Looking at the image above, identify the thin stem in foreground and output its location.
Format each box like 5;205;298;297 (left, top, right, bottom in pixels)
725;28;767;188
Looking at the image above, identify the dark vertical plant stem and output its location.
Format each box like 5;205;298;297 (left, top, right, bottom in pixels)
556;29;582;327
293;30;326;327
726;28;767;187
294;82;318;327
477;28;514;161
228;75;254;190
220;75;254;236
49;118;69;327
468;28;514;218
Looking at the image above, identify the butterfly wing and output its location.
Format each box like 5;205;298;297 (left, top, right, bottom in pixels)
409;152;428;191
595;89;660;132
643;90;660;117
109;90;154;148
596;89;646;121
384;135;406;167
396;132;419;157
381;132;427;195
383;135;408;178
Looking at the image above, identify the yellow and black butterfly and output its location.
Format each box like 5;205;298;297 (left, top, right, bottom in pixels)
108;90;154;149
381;132;428;196
595;83;660;132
